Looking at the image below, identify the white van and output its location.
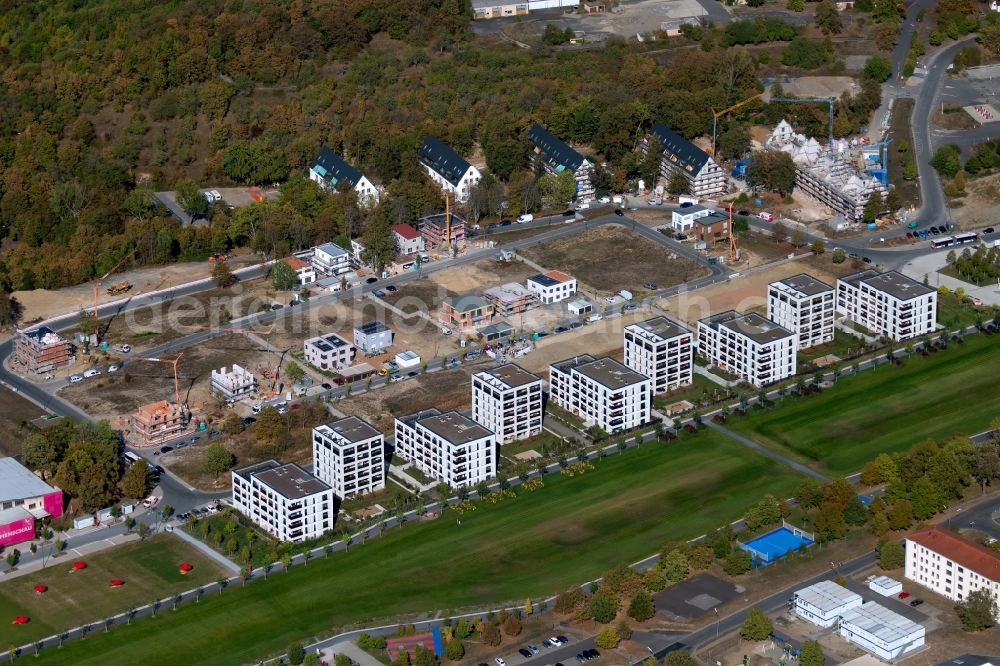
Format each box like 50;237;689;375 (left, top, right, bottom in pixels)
588;313;604;322
516;213;534;224
758;211;775;222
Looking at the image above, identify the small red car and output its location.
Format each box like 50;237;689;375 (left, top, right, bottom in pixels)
898;591;911;599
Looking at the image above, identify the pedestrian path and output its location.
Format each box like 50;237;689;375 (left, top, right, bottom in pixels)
704;420;828;481
170;524;241;574
320;641;384;666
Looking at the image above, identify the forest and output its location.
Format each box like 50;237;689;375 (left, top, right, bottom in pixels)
0;0;889;295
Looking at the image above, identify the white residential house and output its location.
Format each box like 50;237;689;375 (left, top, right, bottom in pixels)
312;243;351;276
549;355;651;434
697;311;797;387
471;364;543;443
303;333;355;371
528;123;595;201
350;239;368;267
309;147;380;207
526;271;577;304
793;580;863;628
231;460;334;543
353;321;393;356
312;417;385;498
623;317;693;394
836;270;937;341
905;525;1000;609
646;121;728;198
209;364;258;402
838;602;925;661
393;224;425;257
768;273;836;350
284;256;316;286
671;205;713;232
417;136;481;203
394;408;496;487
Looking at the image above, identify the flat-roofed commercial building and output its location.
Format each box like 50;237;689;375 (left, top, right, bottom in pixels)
697;311;796;387
312;417;385;499
231;460;335;543
839;602;925;661
793;580;862;628
549;355;651;434
623;316;693;394
471;364;543;443
768;273;835;349
395;408;496;487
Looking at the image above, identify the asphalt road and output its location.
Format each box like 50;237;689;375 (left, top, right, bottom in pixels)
950;495;1000;540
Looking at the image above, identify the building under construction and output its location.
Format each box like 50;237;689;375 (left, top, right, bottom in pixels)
483;283;537;316
124;400;191;447
210;364;258;403
766;121;886;221
418;211;466;248
14;327;75;374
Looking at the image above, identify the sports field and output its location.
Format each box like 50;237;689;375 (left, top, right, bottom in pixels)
26;431;803;665
730;333;1000;475
0;535;228;647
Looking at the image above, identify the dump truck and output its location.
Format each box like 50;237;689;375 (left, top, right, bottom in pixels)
106;280;132;296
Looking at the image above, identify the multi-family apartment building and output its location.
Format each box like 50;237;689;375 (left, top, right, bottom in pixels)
231;460;335;543
418;136;481;203
311;243;351;276
303;333;355;371
483;283;536;316
526;271;577;304
528;123;595;201
394;408;496;487
210;364;258;402
392;223;425;256
836;270;937;341
549;355;651;434
697;311;797;386
353;321;393;356
418;211;467;248
14;327;74;374
127;400;189;447
312;417;385;499
471;364;543;443
905;526;1000;609
768;273;835;349
623;317;693;394
646;121;727;198
309;147;380;207
440;294;494;330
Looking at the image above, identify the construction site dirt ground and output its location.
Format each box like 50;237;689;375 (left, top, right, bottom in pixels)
0;386;46;457
11;252;264;325
520;224;710;296
56;332;271;422
335;360;494;434
953;171;1000;230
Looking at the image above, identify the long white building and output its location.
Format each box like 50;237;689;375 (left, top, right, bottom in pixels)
395;408;496;487
231;460;335;543
623;317;693;395
309;148;380;207
697;311;797;387
303;333;355;372
793;580;862;628
905;525;1000;609
646;121;727;198
836;270;937;341
312;417;385;499
767;273;835;350
417;136;481;203
839;602;925;661
471;364;543;444
549;355;651;434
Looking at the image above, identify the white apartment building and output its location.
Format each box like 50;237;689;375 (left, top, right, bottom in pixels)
671;205;713;232
312;417;385;498
528;123;595;201
394;408;496;487
768;273;835;350
209;364;258;402
285;256;316;285
303;333;355;371
231;460;335;543
418;136;481;203
623;317;693;395
526;271;577;304
647;121;727;198
837;270;937;341
309;147;381;207
839;602;925;661
905;525;1000;608
471;364;543;443
793;580;862;628
549;355;651;434
697;311;797;387
312;243;351;276
393;223;426;257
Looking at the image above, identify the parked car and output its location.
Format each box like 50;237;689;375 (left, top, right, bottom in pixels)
486;223;497;231
738;210;750;217
83;368;101;378
929;226;940;234
385;285;397;292
554;326;568;334
517;213;534;224
528;645;539;655
614;208;624;216
271;303;283;310
905;232;914;240
910;598;924;607
366;277;378;284
242;417;256;425
575;655;587;663
495;659;507;666
500;219;513;227
69;374;83;383
542;640;553;648
562;209;576;217
673;233;687;241
624;303;638;311
108;364;119;373
862;256;872;264
556;636;569;645
119;344;131;354
898;591;911;599
252;404;262;414
984;227;995;234
519;649;533;658
321;382;333;390
569;322;582;329
679;201;693;208
373;289;386;298
644;282;658;290
407;371;419;377
585;650;600;660
604;295;618;304
160;446;173;454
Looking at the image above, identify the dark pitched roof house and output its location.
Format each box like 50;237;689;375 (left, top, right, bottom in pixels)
529;123;587;173
418;136;472;187
649;121;710;174
310;147;364;188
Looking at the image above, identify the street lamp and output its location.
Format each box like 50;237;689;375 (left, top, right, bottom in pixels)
715;607;720;638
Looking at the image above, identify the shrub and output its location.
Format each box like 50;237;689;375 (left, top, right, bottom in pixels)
628;590;656;622
589;592;620;623
595;625;621;649
502;615;522;637
740;608;773;641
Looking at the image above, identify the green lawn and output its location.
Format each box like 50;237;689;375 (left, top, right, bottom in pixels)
936;291;1000;330
27;431;803;665
0;534;228;647
798;330;867;364
730;332;1000;475
653;374;732;410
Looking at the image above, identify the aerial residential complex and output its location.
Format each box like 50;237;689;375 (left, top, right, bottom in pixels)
697;311;797;386
395;408;497;487
836;270;937;341
312;417;386;499
646;121;727;198
549;355;651;433
471;364;544;443
623;317;693;394
309;147;381;207
904;526;1000;607
528;123;595;201
231;460;335;543
418;136;481;203
767;273;836;349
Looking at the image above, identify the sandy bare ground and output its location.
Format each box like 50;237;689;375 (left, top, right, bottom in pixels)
430;257;540;294
954;171;1000;230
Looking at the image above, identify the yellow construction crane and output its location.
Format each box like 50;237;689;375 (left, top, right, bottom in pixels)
728;206;739;265
711;92;764;156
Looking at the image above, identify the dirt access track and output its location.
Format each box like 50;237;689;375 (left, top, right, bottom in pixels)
520;224;710;296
